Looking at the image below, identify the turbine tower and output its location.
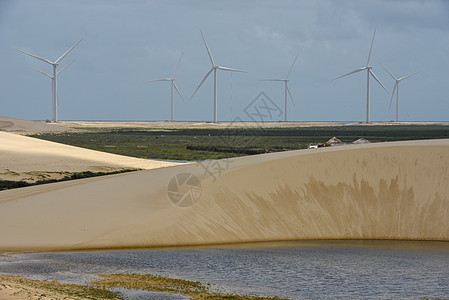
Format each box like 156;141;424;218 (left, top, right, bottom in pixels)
18;39;82;122
380;63;419;122
148;52;185;122
261;54;299;122
190;30;246;123
334;30;389;123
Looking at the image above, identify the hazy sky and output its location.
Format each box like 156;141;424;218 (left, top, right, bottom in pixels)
1;0;448;122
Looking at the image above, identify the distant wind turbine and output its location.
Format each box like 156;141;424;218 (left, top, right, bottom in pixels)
261;54;299;122
190;30;246;123
334;30;389;123
148;52;185;122
18;39;82;122
379;63;419;122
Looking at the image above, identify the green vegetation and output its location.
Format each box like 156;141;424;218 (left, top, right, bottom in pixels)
0;273;287;299
30;125;449;161
0;274;119;299
93;273;287;299
0;169;137;191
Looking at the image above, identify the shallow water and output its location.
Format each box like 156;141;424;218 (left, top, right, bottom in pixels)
1;240;449;299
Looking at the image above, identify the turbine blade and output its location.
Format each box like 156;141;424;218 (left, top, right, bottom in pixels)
17;49;53;65
260;79;285;81
378;61;397;81
55;39;82;64
200;30;215;66
398;71;419;81
217;66;246;73
172;52;184;78
370;69;390;94
333;67;366;80
366;29;376;66
57;61;74;75
389;83;397;110
190;68;213;99
173;82;186;103
286;53;299;79
27;66;52;78
286;84;295;107
148;78;171;82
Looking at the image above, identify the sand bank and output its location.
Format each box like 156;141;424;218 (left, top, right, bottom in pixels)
0;139;448;251
2;115;449;133
0;116;77;134
0;274;117;300
60;120;449;129
0;131;184;182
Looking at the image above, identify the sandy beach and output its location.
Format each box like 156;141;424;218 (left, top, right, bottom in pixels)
0;274;88;300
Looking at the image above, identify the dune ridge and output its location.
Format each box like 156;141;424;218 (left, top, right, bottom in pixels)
0;138;448;251
0;131;183;182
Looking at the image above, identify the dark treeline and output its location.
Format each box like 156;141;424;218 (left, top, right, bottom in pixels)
186;145;285;155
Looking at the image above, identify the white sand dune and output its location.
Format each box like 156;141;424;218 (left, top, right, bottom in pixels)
0;131;184;182
0;138;448;251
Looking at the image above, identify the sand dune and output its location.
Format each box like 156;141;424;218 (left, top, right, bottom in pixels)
0;138;448;251
0;131;183;182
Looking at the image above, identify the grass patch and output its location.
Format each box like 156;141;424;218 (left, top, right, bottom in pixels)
93;273;287;299
0;274;120;299
30;125;449;161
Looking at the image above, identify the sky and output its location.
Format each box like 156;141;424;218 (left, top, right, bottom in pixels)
0;0;448;122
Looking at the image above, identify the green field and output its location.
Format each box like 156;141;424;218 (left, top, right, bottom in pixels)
30;125;449;161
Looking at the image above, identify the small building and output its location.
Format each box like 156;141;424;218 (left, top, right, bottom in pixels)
353;138;371;144
326;137;343;146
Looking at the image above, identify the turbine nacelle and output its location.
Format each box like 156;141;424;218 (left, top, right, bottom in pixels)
191;30;246;123
334;29;388;123
379;62;419;122
260;53;299;121
148;52;185;122
18;39;82;122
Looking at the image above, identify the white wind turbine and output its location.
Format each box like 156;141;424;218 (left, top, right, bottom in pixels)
261;54;299;122
334;30;389;123
18;39;82;122
379;63;419;122
148;52;185;122
190;30;246;123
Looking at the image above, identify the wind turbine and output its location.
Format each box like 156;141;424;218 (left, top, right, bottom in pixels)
261;54;299;122
26;62;73;119
18;39;82;122
334;30;389;123
148;52;185;122
190;30;246;123
379;63;419;122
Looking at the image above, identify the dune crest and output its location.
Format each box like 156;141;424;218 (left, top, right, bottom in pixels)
0;131;183;183
0;139;448;251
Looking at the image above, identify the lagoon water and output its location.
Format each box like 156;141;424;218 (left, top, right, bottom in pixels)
1;241;449;299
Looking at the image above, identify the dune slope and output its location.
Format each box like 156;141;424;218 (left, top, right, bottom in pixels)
0;131;183;182
0;139;448;251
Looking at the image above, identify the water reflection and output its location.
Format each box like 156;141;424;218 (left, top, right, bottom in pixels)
1;240;448;299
